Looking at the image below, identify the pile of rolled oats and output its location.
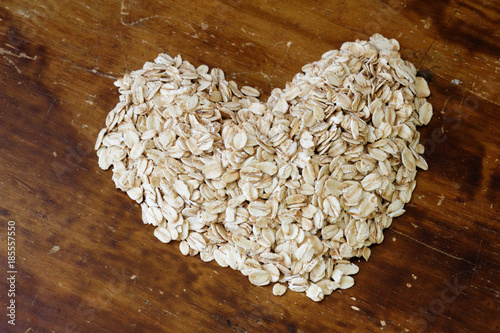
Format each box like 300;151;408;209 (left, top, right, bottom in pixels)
96;34;432;301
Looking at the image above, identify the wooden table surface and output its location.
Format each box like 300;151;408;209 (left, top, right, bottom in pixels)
1;0;499;332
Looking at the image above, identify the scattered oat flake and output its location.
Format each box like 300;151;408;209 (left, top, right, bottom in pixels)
437;194;445;206
407;283;412;288
273;283;287;296
96;34;433;302
351;305;360;311
49;246;60;254
421;17;431;29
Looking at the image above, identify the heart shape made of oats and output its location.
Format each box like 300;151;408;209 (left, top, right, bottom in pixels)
95;34;432;301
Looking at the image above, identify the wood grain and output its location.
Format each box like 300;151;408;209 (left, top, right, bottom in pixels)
0;0;498;332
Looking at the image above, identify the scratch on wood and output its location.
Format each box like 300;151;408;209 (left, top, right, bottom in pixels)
240;28;258;37
391;229;475;265
47;99;56;116
259;70;273;87
77;66;116;79
440;96;451;114
118;32;129;73
186;24;200;39
417;0;465;68
120;0;162;26
433;71;500;107
2;38;38;75
0;47;38;60
3;55;22;74
13;177;36;195
270;41;292;79
59;57;117;79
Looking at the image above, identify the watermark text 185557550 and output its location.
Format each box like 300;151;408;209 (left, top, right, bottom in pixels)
6;220;17;326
